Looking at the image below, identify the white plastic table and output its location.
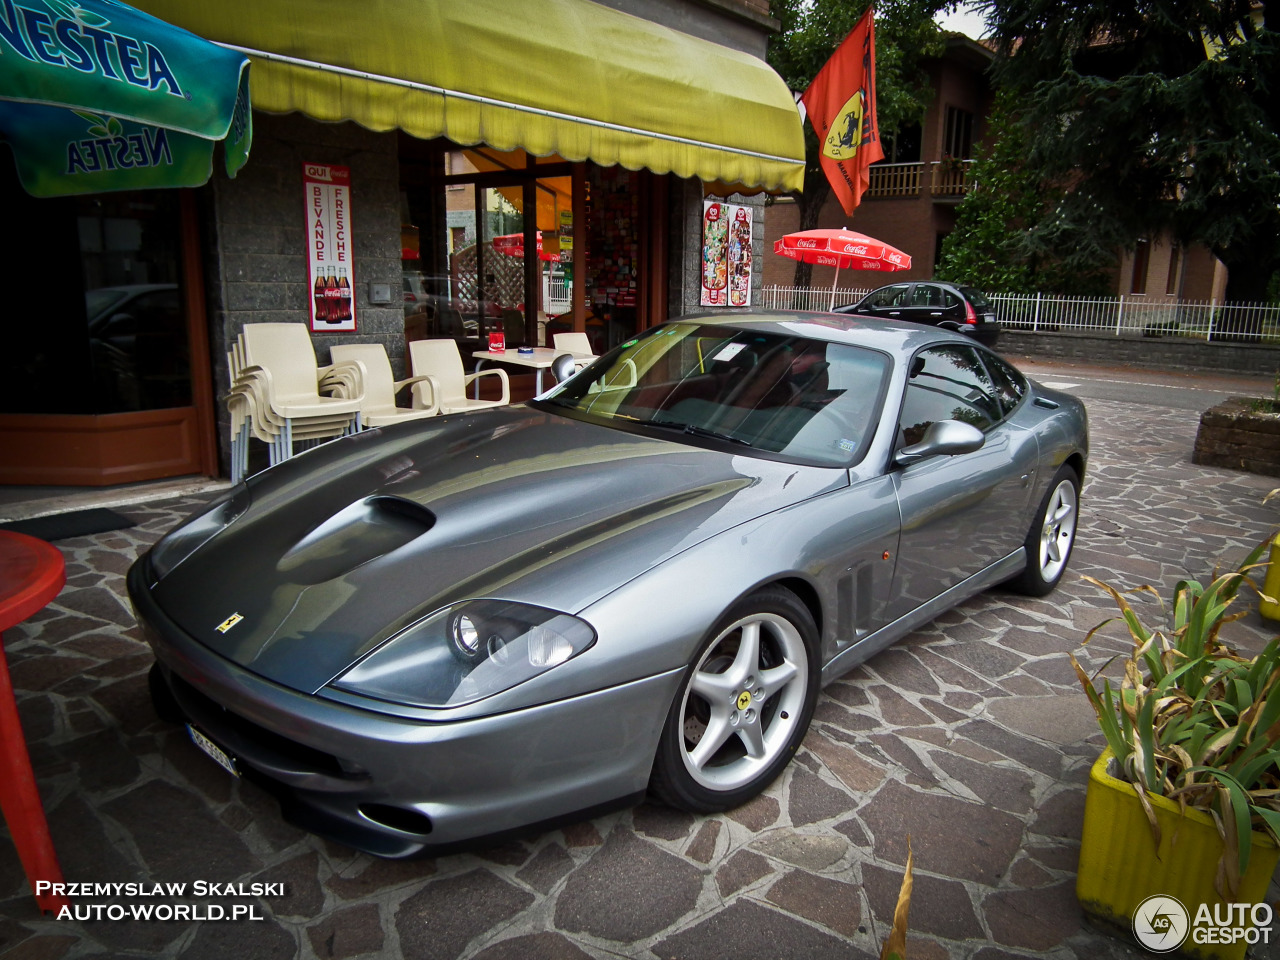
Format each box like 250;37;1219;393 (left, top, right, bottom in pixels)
471;347;562;397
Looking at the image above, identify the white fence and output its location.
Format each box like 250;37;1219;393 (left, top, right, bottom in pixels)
544;275;571;315
758;285;1280;342
759;285;872;312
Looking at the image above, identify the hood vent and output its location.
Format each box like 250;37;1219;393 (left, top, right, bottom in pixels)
277;496;436;585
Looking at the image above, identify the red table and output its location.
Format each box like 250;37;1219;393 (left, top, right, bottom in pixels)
0;531;69;914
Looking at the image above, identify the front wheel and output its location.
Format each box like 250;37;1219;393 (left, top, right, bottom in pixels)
649;587;820;813
1009;464;1079;596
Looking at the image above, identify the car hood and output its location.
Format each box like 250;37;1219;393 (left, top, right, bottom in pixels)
152;407;846;694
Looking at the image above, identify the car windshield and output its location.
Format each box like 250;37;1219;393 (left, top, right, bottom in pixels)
535;323;891;467
958;286;991;308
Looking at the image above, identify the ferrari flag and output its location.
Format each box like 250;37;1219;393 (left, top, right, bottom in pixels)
800;7;884;215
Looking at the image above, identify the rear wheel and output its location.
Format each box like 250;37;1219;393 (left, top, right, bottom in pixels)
649;587;819;812
1010;465;1079;596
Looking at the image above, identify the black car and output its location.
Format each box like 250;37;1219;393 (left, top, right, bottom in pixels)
836;281;999;346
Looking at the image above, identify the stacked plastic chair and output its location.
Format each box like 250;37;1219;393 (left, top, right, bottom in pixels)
323;343;442;425
226;323;364;482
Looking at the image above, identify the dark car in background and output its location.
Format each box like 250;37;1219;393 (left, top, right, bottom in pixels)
837;280;1000;347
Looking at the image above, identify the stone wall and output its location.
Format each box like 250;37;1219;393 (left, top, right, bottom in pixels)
1193;398;1280;477
204;114;404;475
1000;329;1280;376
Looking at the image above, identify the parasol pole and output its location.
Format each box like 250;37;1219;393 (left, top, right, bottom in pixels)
829;263;841;311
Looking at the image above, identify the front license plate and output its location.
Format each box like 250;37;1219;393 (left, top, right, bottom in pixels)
187;724;240;778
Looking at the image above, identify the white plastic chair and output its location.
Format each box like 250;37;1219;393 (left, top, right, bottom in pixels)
553;332;597;368
326;343;441;425
408;339;510;414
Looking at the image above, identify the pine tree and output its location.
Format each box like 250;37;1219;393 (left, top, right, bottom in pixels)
975;0;1280;308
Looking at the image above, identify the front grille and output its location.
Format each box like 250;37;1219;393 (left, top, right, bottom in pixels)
171;672;365;781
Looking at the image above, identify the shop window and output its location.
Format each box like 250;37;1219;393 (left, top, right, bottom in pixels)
0;155;189;415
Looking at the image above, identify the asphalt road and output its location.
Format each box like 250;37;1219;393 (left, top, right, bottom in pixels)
1005;355;1274;411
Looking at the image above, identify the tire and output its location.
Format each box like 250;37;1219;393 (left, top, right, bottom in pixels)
148;661;186;725
649;586;820;813
1009;464;1079;596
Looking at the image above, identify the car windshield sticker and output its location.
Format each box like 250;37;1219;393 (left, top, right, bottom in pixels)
837;438;857;453
711;343;746;363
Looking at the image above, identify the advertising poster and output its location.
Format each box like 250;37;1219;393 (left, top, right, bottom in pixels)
728;205;753;307
700;201;752;307
304;162;356;332
700;201;728;306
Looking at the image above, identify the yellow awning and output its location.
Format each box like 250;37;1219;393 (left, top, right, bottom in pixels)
131;0;805;192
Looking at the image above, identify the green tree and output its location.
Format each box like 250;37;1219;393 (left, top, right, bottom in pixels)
973;0;1280;307
935;89;1112;293
768;0;951;289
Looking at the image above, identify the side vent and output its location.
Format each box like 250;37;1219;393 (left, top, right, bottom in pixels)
836;564;875;646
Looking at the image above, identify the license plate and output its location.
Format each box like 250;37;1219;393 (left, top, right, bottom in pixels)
187;724;240;778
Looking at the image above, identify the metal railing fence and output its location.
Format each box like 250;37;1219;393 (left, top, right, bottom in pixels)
757;285;1280;343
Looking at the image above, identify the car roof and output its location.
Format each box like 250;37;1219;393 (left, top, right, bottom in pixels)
676;309;982;352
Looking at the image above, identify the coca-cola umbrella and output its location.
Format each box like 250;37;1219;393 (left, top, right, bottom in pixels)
773;228;911;310
492;231;561;263
0;0;251;197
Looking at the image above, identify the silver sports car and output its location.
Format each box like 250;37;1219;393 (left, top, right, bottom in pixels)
128;312;1087;857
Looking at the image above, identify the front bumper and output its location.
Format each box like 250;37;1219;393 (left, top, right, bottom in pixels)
128;560;681;857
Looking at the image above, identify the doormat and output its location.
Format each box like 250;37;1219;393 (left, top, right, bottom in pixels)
0;508;137;542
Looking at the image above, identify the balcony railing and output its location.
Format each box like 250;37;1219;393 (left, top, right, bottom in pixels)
864;159;975;200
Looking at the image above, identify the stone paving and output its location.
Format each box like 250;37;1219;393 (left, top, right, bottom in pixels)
3;393;1280;960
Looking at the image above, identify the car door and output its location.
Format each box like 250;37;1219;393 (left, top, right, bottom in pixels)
901;282;947;328
857;283;911;319
885;343;1040;621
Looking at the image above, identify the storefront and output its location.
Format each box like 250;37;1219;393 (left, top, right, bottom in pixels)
0;0;804;484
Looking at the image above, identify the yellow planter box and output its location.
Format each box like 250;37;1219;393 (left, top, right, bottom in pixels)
1078;750;1280;960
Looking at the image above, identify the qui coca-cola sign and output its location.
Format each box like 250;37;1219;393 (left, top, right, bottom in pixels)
304;162;356;332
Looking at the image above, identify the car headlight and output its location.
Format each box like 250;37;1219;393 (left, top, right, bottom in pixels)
330;600;596;708
148;483;252;581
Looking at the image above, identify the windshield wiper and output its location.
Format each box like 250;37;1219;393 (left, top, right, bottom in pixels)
647;418;751;446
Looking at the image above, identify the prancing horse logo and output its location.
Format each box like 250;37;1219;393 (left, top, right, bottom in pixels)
823;89;870;162
215;613;244;634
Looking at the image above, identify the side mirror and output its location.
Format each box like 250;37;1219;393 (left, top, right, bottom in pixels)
551;353;578;384
894;419;985;467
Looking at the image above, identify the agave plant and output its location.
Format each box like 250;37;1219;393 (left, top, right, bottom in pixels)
1071;537;1280;899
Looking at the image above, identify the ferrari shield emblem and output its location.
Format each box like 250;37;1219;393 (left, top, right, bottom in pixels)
823;89;869;162
215;613;244;634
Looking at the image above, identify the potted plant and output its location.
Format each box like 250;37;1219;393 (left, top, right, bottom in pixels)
1072;538;1280;960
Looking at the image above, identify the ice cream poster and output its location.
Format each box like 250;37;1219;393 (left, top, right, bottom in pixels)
304;162;356;332
700;201;752;307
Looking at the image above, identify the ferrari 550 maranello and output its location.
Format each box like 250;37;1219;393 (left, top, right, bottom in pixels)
129;312;1088;857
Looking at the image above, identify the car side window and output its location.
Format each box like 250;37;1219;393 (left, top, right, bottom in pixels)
868;284;910;308
979;351;1028;415
941;289;961;309
909;284;943;308
898;345;1004;446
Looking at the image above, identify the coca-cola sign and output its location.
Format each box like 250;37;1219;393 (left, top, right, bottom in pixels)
795;238;819;249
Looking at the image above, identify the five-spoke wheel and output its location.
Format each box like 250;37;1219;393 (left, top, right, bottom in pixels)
650;587;819;811
1011;464;1080;596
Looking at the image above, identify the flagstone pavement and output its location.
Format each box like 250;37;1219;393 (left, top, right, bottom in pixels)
3;393;1280;960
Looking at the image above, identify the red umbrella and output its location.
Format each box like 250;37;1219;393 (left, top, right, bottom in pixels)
492;231;561;263
773;228;911;310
